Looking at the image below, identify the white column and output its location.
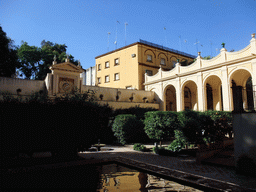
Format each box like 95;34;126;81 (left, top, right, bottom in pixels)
252;59;256;109
176;77;182;112
197;72;204;111
221;66;232;111
159;81;164;111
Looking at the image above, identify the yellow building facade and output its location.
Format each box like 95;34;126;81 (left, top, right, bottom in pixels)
95;40;195;90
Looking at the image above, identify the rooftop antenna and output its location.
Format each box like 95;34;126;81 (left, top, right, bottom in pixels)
115;20;120;50
107;32;111;52
125;22;128;46
209;40;212;57
216;48;219;56
184;39;188;52
194;39;199;53
179;35;181;51
164;27;167;47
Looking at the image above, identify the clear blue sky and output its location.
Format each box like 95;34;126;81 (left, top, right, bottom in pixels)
1;0;255;70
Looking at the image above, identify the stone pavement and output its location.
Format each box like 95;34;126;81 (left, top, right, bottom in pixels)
79;145;256;191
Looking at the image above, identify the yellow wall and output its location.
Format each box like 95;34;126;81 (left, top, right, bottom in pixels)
95;44;139;89
95;42;195;90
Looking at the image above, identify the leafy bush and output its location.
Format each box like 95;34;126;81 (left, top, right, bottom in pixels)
113;106;157;120
152;146;165;154
144;111;179;143
203;111;232;142
167;130;187;152
112;114;146;145
177;110;206;144
1;92;112;158
133;143;146;152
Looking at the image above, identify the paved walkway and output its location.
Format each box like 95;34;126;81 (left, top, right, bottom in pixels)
79;145;256;191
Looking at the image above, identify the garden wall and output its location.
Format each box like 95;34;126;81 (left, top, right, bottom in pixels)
233;112;256;174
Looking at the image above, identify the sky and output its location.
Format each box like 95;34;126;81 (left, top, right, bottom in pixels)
1;0;256;70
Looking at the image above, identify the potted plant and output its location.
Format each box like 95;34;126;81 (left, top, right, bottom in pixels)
16;88;21;95
129;96;133;102
99;94;103;100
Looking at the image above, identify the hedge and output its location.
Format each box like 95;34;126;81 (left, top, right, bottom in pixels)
144;111;179;142
112;114;147;145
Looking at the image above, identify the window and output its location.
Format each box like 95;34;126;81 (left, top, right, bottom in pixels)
105;75;110;83
146;70;153;76
147;55;152;62
105;61;109;68
98;64;101;71
98;77;101;84
126;86;132;89
114;73;120;81
114;58;119;65
172;60;176;67
160;58;166;65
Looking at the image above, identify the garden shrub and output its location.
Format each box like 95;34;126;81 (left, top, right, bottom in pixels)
177;110;206;145
0;92;112;159
204;111;232;141
152;146;165;154
167;130;187;152
133;143;146;152
112;114;147;145
113;106;157;120
144;111;179;143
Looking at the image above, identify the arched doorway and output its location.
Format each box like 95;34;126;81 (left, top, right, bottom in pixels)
204;75;222;111
246;77;254;110
165;85;176;111
230;69;253;111
182;81;198;110
206;83;213;110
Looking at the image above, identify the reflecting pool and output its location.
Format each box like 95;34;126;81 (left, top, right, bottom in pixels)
3;163;203;191
97;163;203;191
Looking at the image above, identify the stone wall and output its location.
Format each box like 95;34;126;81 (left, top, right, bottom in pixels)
81;85;157;104
0;77;46;96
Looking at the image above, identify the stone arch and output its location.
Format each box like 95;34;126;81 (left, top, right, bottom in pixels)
229;68;253;111
170;56;178;68
181;80;198;111
164;84;176;111
204;75;223;111
144;49;156;58
157;52;168;61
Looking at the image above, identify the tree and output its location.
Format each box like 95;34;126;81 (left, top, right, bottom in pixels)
144;111;179;144
36;40;78;80
17;41;41;79
16;40;78;80
203;56;212;60
0;26;20;77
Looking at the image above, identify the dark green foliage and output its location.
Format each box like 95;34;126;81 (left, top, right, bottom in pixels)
17;41;42;79
203;111;232;142
0;26;20;77
167;130;187;152
0;92;113;158
177;110;205;144
144;111;178;142
112;114;147;145
133;143;146;151
113;106;157;120
16;40;78;80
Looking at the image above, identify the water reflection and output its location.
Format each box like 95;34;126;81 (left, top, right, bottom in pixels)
97;164;202;191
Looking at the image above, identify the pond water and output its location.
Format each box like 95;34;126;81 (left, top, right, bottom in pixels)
3;163;203;191
97;163;203;192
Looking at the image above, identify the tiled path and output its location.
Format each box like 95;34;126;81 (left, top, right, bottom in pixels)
79;145;256;191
